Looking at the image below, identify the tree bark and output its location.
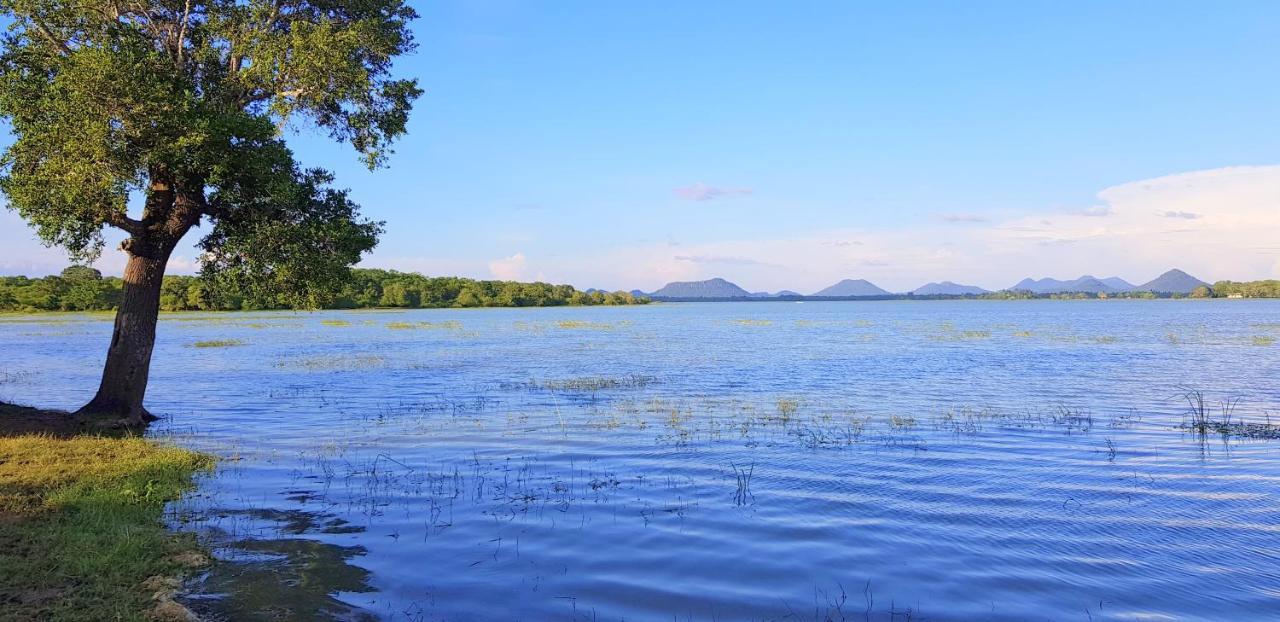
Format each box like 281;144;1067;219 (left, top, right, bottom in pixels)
76;250;171;425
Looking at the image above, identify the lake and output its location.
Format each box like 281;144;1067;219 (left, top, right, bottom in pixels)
2;300;1279;621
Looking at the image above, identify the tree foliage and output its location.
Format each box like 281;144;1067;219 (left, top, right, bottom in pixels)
0;0;418;292
1211;280;1280;299
0;268;652;312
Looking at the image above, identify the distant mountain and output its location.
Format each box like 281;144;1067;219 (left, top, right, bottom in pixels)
775;290;801;297
912;281;990;296
1132;269;1208;294
650;277;751;298
747;291;774;298
1100;277;1135;290
628;289;647;298
812;279;891;297
1010;275;1122;294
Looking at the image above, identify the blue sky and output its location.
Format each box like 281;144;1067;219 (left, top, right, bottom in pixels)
3;1;1280;292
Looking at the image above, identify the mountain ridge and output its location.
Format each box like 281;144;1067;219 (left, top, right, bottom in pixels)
642;269;1209;299
912;281;990;296
1131;269;1208;294
648;277;751;298
812;279;892;297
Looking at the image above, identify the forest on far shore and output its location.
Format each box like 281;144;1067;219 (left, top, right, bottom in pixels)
0;267;650;312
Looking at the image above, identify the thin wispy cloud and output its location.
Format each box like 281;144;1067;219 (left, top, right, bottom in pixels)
938;213;990;223
674;182;753;202
1159;210;1201;219
675;255;771;266
1071;205;1113;217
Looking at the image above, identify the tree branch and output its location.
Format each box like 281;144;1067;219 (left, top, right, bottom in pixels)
105;211;145;235
176;0;193;65
30;19;72;55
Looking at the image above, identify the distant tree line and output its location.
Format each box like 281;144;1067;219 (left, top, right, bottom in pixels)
974;283;1280;299
0;267;649;312
1210;280;1280;299
975;289;1203;300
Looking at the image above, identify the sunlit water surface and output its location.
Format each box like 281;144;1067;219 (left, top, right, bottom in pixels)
3;300;1280;621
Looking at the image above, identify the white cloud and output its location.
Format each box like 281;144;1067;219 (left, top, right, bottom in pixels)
937;213;990;223
1070;205;1113;217
674;255;774;266
6;165;1279;291
674;182;753;201
488;252;529;281
528;165;1280;292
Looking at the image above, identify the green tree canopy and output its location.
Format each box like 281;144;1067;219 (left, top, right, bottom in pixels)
0;0;421;423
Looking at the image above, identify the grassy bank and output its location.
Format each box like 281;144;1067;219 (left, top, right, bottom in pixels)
0;407;214;621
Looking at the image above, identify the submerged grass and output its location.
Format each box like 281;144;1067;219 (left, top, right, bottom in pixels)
0;432;214;621
1181;389;1280;439
190;339;243;348
539;375;657;391
555;320;617;330
387;320;463;330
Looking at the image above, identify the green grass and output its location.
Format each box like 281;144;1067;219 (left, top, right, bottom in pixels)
0;434;214;621
190;339;243;348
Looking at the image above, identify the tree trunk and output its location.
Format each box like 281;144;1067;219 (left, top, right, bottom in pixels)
76;250;171;426
75;171;203;427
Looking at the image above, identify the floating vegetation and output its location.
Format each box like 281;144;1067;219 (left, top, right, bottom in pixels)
931;329;991;341
889;415;917;430
191;339;243;348
1181;389;1280;439
1012;330;1034;338
790;414;869;448
0;370;34;384
0;316;103;325
537;375;657;391
386;320;463;330
775;398;799;422
555;320;616;330
320;319;352;327
278;354;387;371
1252;335;1275;346
733;319;772;327
1093;335;1117;344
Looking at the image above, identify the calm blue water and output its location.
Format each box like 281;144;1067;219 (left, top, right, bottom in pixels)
3;300;1280;621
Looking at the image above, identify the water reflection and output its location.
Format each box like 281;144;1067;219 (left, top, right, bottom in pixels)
180;508;375;621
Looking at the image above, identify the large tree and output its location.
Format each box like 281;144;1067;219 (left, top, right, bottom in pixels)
0;1;420;425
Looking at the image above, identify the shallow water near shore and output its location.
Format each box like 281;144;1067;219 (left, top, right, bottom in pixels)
3;300;1280;621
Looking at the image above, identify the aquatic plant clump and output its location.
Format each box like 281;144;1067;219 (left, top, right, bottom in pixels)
190;339;244;348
